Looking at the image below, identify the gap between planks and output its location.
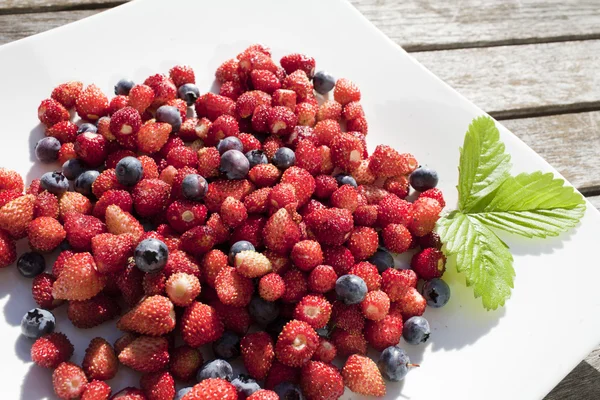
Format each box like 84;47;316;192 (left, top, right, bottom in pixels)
0;0;125;15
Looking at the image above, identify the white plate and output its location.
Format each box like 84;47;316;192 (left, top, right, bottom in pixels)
1;0;599;399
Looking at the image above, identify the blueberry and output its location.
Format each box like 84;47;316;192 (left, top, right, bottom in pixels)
249;296;279;326
316;326;332;337
335;274;367;304
35;137;61;163
174;387;193;400
114;78;135;95
62;159;86;181
21;308;55;339
409;166;439;192
115;156;143;186
313;71;336;95
178;83;200;106
266;317;290;340
17;252;45;278
335;174;357;188
229;240;255;264
59;240;72;251
220;150;250;179
378;345;413;381
272;147;295;170
156;105;182;132
197;359;233;382
40;171;69;195
368;249;394;273
402;316;431;345
74;170;100;197
212;331;241;360
139;219;156;232
217;137;243;155
273;382;305;400
134;238;169;273
245;150;268;168
422;278;451;308
231;374;261;398
77;122;97;134
182;174;208;201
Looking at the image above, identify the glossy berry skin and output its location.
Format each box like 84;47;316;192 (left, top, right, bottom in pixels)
74;170;100;197
21;308;55;339
402;316;431;345
114;78;135;95
178;83;200;106
272;147;295;170
249;296;280;326
245;150;268;168
368;249;394;273
229;240;255;264
218;137;243;155
156;105;182;132
134;238;169;273
197;359;234;382
231;374;261;398
313;71;336;95
335;274;368;305
35;137;61;163
77;123;97;134
17;252;46;278
335;174;357;188
422;278;451;308
220;150;250;179
62;159;85;181
115;156;144;186
409;166;439;192
175;387;193;400
182;174;208;201
273;382;304;400
378;345;412;381
212;331;241;360
40;171;69;195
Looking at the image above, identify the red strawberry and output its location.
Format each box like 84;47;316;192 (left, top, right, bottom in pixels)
165;272;201;307
353;204;378;227
201;249;228;287
197;147;221;178
411;247;446;279
230;215;265;248
384;175;410;199
275;319;319;367
330;133;364;172
220;80;243;100
241;332;275;379
280;166;315;206
382;223;412;253
304;208;353;247
140;371;175;400
91;233;135;274
294;295;332;329
215;267;253;307
166;146;198;169
143;272;166;296
204;179;254;212
342;101;365;120
182;378;238;400
92;169;127;198
0;190;23;209
348;262;381;292
272;89;297;110
258;273;285;301
31;332;74;368
46;120;78;143
342;354;385;397
74;132;108;167
163;250;200;278
32;273;63;309
59;192;92;218
205;114;240;146
118;295;176;336
251;104;271;132
138;155;159;179
180;302;224;347
220;196;248;228
250;69;281;94
63;212;107;251
332;78;361;105
76;84;109;121
313;175;337;200
263;208;301;255
323;245;354;276
57;142;77;164
111;387;147;400
170;166;198;200
82;337;118;381
129;84;155;113
169;345;203;382
210;300;252;335
265;360;300;390
248;164;281;188
166;200;207;233
331;329;367;356
53;362;88;399
52;252;105;301
105;205;144;241
409;197;442;237
369;146;418;178
109;95;130;115
248;390;279;400
289;240;322;272
0;229;16;267
93;190;133;220
312;338;337;363
390;287;427;320
51;81;83;108
301;361;344;400
280;53;316;77
195;93;236;121
137;122;172;154
216;58;240;83
181;225;216;257
294;140;322;175
313;120;341;147
262;136;284;160
113;333;138;356
38;98;70;126
364;314;403;352
360;290;390;321
330;185;359;213
244;187;271;214
67;293;121;329
110;107;142;150
381;268;417;301
0;168;24;192
282;70;313;101
377;194;413;227
347;115;368;134
0;194;35;238
237;90;273;120
144;74;177;107
131;179;171;218
267;106;297;135
346;226;378;261
81;380;111;400
308;265;337;294
331;302;365;333
296;101;318;127
118;336;170;373
417;232;442;250
170;64;195;86
234;250;272;278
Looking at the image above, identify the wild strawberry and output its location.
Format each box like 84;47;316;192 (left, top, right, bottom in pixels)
250;69;280;94
91;169;125;198
279;167;314;207
322;246;354;277
279;269;307;304
316;145;333;175
305;265;335;294
296;101;317;127
53;362;88;399
195;93;235;121
205;115;239;146
304;208;353;247
360;290;390;322
183;378;238;400
210;299;251;335
262;208;300;255
169;166;198;200
287;240;321;272
233;250;270;278
67;293;120;328
144;74;177;107
310;176;336;201
169;345;202;382
345;263;379;293
0;190;22;211
417;232;442;250
261;136;283;161
331;300;365;334
247;164;280;188
118;336;169;373
94;117;114;142
342;354;385;397
409;196;442;237
0;228;16;268
52;81;83;108
369;146;418;178
192;150;219;180
0;168;23;193
90;233;134;274
92;190;132;220
241;332;274;380
275;319;319;367
214;267;253;307
312;119;340;147
350;160;375;187
381;223;411;253
0;194;35;238
46;120;78;144
329;185;358;214
164;272;200;307
109;107;142;150
265;106;297;136
315;101;341;123
55;142;77;165
31;332;74;368
207;212;231;245
381;268;417;302
352;204;377;227
235;133;258;154
75;132;108;167
197;249;227;288
411;247;446;280
164;201;205;233
383;175;410;199
105;205;144;241
347;116;368;134
82;337;118;381
267;183;295;212
38;98;70;126
364;314;403;352
81;380;111;400
129;84;155;113
248;390;279;400
312;338;337;364
263;360;300;390
180;301;224;347
131;179;171;218
52;252;105;300
117;295;176;336
343;227;377;261
330;134;363;173
111;387;147;400
27;216;65;252
63;212;106;251
294;295;332;329
247;104;268;133
204;179;253;212
178;118;207;142
219;80;243;100
238;49;278;74
241;187;269;214
391;287;427;320
76;84;109;121
236;90;270;119
255;273;284;302
375;195;411;230
32;273;62;309
180;225;216;256
137;122;171;153
342;101;365;120
141;270;165;295
57;192;91;220
279;53;315;78
109;94;129;115
333;78;361;106
300;361;344;400
113;333;138;357
282;70;313;101
169;64;195;87
271;89;296;111
218;196;246;228
140;371;175;400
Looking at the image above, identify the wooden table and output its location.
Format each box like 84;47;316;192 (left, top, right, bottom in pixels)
2;0;600;398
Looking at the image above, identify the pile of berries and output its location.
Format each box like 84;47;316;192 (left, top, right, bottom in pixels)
7;43;451;399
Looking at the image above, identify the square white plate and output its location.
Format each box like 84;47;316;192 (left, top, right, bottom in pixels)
1;0;600;399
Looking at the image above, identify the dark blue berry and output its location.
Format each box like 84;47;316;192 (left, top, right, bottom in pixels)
59;240;71;251
134;238;168;273
220;150;250;180
212;331;241;360
74;170;100;197
253;132;269;143
139;219;156;232
77;122;97;134
409;166;439;192
231;375;260;398
266;317;290;340
402;316;430;345
114;78;135;96
313;71;335;95
245;150;268;168
249;296;280;326
17;252;45;278
368;249;394;273
21;308;55;339
182;174;208;201
35;137;61;163
197;359;233;382
335;274;368;304
217;137;243;155
40;171;69;195
115;156;143;186
422;278;451;308
174;387;192;400
156;105;182;132
378;345;412;381
178;83;200;106
273;382;305;400
272;147;295;170
335;174;357;188
62;159;86;181
229;240;255;264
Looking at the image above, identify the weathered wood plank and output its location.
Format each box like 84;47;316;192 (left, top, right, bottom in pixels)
350;0;600;51
546;346;600;399
0;0;123;14
586;195;600;210
412;40;600;118
0;9;101;45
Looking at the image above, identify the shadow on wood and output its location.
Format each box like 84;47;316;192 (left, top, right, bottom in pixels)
545;360;600;399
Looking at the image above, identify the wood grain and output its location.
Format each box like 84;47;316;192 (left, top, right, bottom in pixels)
546;347;600;399
587;195;600;210
412;40;600;118
0;0;123;14
350;0;600;51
